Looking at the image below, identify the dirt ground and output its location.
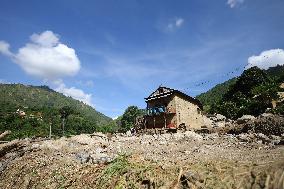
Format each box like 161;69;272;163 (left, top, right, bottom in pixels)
0;132;284;189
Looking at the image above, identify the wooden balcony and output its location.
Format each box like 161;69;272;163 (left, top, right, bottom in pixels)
146;107;176;116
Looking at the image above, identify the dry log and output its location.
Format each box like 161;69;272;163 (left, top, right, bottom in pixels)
173;168;183;189
0;130;11;140
0;141;10;144
0;140;20;157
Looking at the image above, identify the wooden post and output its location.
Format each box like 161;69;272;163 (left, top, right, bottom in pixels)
153;116;156;134
144;117;147;130
164;114;167;129
49;122;52;139
62;117;65;136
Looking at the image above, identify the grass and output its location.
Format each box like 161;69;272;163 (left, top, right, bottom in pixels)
96;154;156;188
95;155;284;189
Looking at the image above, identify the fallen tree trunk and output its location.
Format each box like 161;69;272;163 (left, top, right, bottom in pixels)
0;141;10;144
0;131;11;140
0;140;20;157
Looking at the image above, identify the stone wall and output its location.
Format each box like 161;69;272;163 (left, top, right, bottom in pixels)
174;95;205;129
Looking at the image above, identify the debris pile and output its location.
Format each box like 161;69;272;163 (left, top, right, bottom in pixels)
236;114;256;124
203;114;234;129
241;113;284;136
0;127;284;188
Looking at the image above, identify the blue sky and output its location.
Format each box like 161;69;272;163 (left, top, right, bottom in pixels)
0;0;284;118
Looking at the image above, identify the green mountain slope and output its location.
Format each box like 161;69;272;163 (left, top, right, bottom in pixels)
0;84;113;139
266;65;284;82
196;78;237;111
196;65;284;111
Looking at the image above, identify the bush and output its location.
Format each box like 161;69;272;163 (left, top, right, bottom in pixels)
120;106;145;132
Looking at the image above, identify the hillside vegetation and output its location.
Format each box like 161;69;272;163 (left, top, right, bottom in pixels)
196;65;284;118
196;78;237;111
0;84;114;140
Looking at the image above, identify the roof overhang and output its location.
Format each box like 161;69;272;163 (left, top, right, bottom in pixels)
144;86;203;110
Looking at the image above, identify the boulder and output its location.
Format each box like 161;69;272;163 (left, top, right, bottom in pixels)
160;133;172;141
237;133;252;142
270;135;281;145
237;115;256;124
215;122;226;128
204;114;227;128
202;116;213;128
259;113;274;118
126;130;132;137
204;133;219;140
92;154;112;164
172;133;185;141
256;133;269;141
183;131;203;141
216;114;226;121
75;152;91;164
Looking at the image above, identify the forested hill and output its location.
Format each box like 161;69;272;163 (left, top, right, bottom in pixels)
196;78;237;111
266;64;284;80
0;84;113;139
196;65;284;111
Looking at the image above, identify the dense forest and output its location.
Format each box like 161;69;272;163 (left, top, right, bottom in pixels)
0;84;116;140
196;65;284;118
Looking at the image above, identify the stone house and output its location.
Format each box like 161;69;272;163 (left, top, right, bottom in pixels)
144;86;204;130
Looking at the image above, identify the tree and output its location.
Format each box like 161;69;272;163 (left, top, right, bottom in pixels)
211;67;281;119
120;106;144;132
224;66;270;100
59;106;73;135
211;101;239;119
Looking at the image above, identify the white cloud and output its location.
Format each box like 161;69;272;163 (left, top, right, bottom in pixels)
175;18;184;27
0;31;81;79
227;0;244;8
30;30;59;47
167;17;184;32
0;41;13;56
55;81;93;106
0;31;95;108
246;49;284;70
112;116;119;120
